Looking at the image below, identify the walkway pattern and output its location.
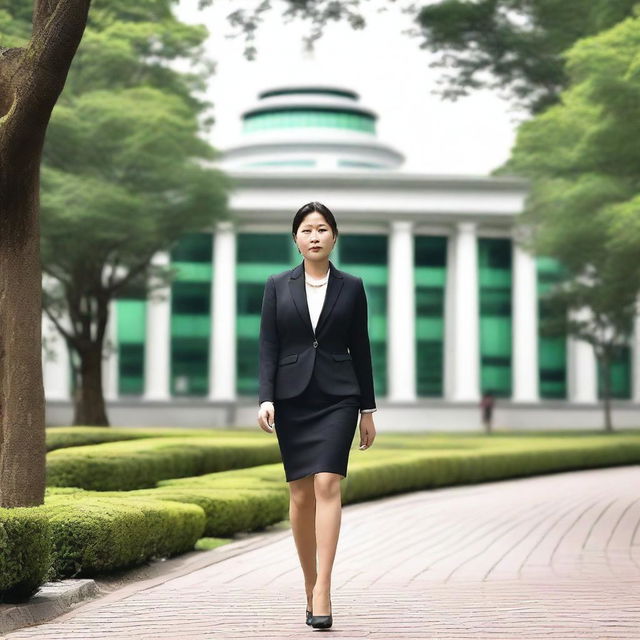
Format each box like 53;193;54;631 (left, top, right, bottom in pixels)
7;465;640;639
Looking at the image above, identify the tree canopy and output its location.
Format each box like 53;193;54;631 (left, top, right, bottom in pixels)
415;0;639;113
499;11;640;272
37;0;230;424
496;12;640;427
195;0;638;113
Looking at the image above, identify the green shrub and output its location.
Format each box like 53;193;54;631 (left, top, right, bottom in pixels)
47;437;281;490
5;431;640;602
42;495;205;579
125;487;289;537
340;437;640;503
0;508;51;603
46;426;257;451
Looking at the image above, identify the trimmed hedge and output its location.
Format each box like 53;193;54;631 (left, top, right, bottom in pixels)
45;462;290;538
42;495;205;579
46;426;257;452
0;495;205;602
0;508;51;603
154;435;640;526
340;436;640;501
100;487;289;538
47;437;282;490
5;433;640;603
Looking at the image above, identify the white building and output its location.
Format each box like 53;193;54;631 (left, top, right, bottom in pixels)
44;85;640;429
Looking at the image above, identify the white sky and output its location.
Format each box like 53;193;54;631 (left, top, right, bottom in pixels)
175;0;528;175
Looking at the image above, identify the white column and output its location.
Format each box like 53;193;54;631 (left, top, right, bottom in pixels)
209;222;237;401
387;221;417;401
102;299;119;400
42;312;71;401
512;240;539;401
144;251;171;400
633;297;640;403
567;307;597;403
448;222;480;401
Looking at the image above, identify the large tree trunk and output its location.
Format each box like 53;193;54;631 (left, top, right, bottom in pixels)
73;344;109;426
0;0;92;507
0;163;46;508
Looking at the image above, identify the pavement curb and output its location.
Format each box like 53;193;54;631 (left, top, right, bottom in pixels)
0;579;98;636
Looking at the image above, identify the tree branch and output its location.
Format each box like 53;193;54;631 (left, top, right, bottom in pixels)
95;293;109;345
42;263;71;287
108;250;157;295
30;0;91;72
43;304;74;344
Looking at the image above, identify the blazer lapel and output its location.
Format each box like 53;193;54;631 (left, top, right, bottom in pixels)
288;259;344;337
315;262;344;336
289;261;313;336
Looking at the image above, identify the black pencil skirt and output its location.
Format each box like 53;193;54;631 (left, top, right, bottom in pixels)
273;367;361;483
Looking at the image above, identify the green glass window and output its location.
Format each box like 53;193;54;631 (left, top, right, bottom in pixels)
339;234;388;397
479;238;512;397
243;109;376;134
415;236;447;396
170;233;212;396
117;296;146;395
237;233;295;396
536;256;568;398
339;235;387;265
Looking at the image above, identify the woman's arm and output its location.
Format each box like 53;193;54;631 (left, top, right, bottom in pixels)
258;276;279;406
347;277;376;412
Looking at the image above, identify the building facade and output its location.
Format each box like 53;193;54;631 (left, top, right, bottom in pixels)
44;86;640;429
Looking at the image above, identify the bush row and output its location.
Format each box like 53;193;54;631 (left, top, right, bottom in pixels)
0;509;51;603
157;434;640;506
0;495;204;604
47;437;282;490
4;434;640;603
46;426;257;452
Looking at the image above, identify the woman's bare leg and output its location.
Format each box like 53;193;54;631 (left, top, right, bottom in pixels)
288;474;317;610
312;472;342;616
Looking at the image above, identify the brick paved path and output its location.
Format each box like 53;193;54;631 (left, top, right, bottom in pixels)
7;466;640;639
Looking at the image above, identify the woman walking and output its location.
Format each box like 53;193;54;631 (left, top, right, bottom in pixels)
257;201;377;629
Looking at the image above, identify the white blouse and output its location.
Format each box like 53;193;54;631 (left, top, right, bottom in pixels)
304;269;330;332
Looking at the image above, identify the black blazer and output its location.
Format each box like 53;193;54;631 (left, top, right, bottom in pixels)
259;259;376;411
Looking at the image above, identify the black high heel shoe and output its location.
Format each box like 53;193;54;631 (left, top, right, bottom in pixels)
306;608;313;625
309;597;332;629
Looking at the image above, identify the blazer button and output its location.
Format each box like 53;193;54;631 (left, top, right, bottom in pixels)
313;340;318;348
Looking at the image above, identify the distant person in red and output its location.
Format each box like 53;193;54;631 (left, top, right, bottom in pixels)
480;391;495;434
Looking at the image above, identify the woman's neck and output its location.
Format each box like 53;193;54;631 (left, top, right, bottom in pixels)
304;259;330;279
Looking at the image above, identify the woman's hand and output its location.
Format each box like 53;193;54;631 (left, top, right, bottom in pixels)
257;401;275;433
358;412;376;450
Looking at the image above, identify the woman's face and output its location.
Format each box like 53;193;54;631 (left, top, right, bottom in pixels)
294;211;336;261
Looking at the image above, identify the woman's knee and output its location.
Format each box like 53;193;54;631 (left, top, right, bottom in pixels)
313;472;342;499
289;475;316;508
